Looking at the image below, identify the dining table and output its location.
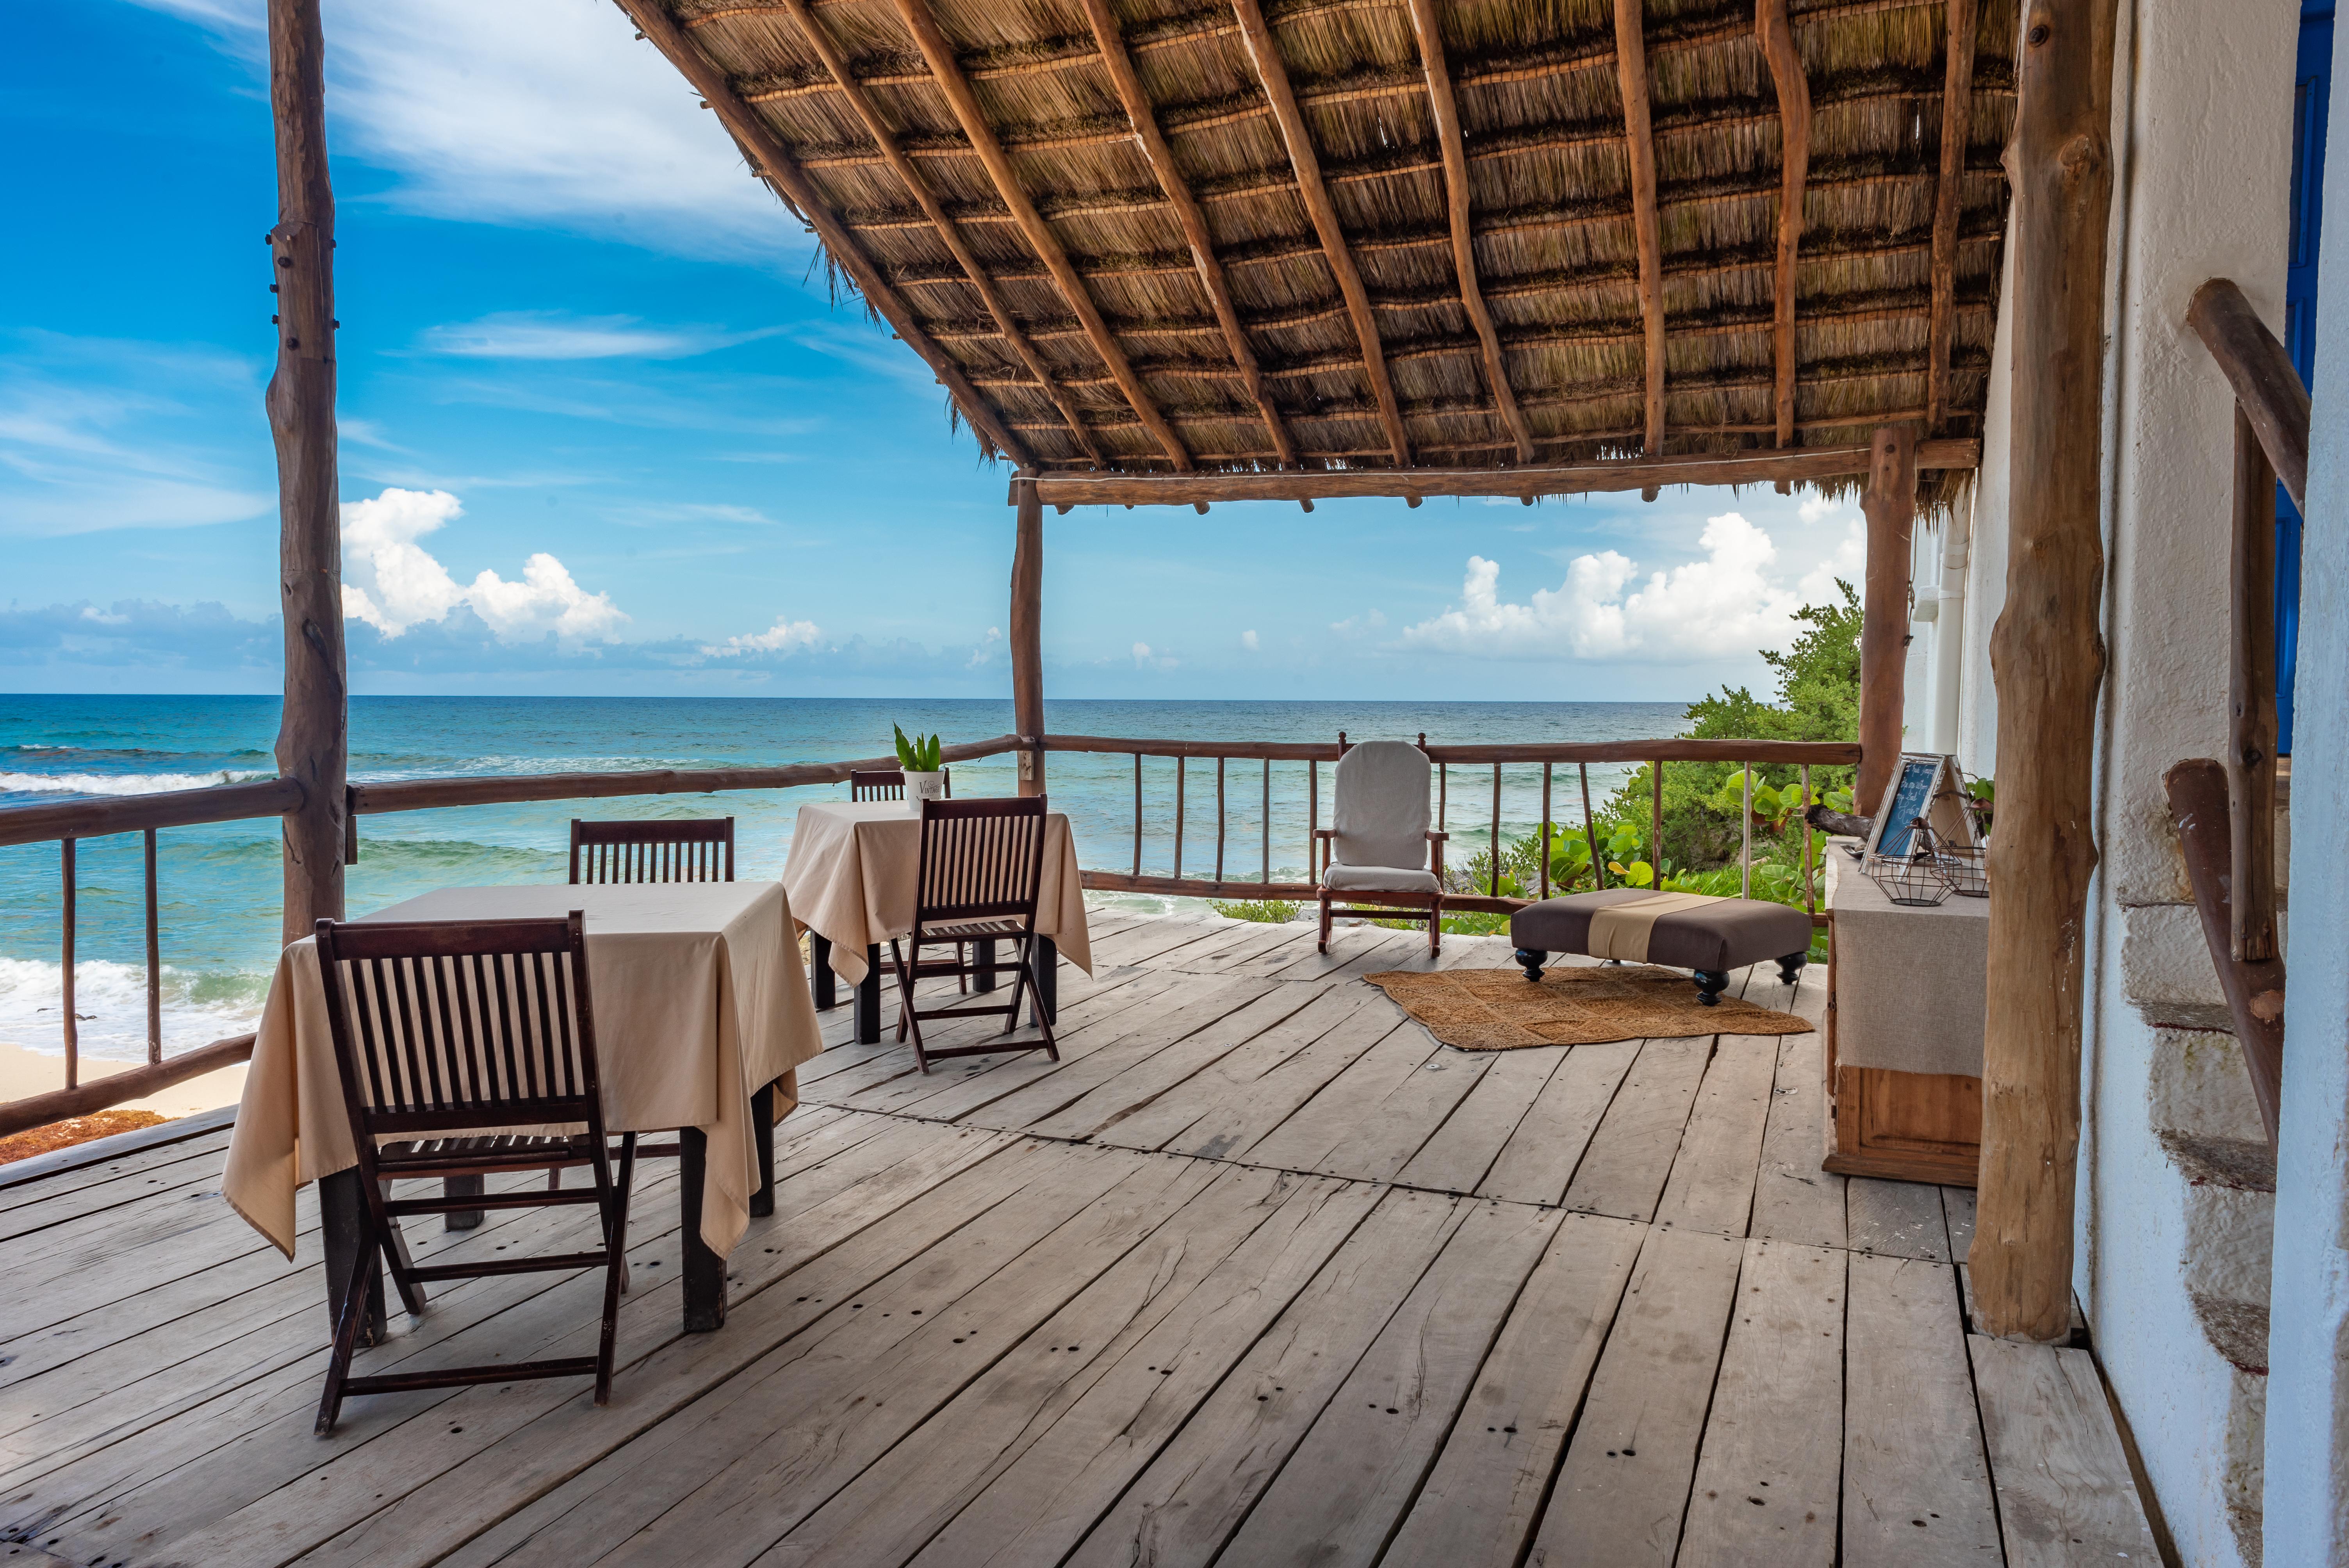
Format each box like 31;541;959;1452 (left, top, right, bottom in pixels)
782;800;1094;1043
223;879;824;1342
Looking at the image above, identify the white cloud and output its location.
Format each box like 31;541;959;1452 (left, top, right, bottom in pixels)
127;0;799;259
340;487;627;642
1399;511;1843;663
1240;629;1259;651
1130;641;1178;670
968;626;1003;667
415;312;779;361
703;615;823;658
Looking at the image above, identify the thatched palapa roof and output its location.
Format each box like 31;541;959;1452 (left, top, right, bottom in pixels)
620;0;2012;508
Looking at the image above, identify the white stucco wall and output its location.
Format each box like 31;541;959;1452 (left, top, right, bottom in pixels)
2263;14;2349;1560
1956;0;2298;1559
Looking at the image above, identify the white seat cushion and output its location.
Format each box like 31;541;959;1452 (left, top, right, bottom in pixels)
1323;863;1441;893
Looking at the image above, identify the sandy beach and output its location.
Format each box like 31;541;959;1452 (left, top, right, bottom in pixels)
0;1042;247;1123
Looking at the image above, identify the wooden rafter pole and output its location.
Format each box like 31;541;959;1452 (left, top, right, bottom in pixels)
266;0;346;945
1405;0;1534;464
1975;0;2121;1345
1927;0;1979;431
1857;423;1917;812
773;0;1102;463
1011;479;1047;797
1230;0;1412;467
1614;0;1666;477
893;0;1193;473
1076;0;1296;467
617;0;1031;467
1755;0;1811;452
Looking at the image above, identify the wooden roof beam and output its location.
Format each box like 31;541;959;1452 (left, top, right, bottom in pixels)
1075;0;1297;466
1756;0;1811;469
891;0;1195;475
1927;0;1978;431
1404;0;1535;464
1019;438;1980;506
773;0;1105;465
615;0;1030;468
1230;0;1413;467
1613;0;1665;498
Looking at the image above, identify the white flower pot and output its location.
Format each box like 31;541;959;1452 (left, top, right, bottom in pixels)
902;770;947;804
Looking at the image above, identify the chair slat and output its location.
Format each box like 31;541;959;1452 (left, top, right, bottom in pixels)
568;817;733;885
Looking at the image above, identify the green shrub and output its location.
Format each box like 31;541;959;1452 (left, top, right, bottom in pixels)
1211;898;1299;923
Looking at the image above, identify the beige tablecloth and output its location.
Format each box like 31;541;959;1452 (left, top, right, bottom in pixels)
224;880;823;1262
783;801;1093;986
1828;848;1989;1077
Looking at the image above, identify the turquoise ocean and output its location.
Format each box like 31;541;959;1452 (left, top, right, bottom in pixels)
0;695;1688;1061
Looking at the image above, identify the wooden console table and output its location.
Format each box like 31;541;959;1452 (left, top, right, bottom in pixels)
1823;846;1985;1185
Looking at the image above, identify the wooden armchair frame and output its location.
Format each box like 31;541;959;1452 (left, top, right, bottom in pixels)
1314;828;1447;956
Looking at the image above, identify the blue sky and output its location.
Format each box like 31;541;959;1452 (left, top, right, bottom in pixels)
2;0;1873;701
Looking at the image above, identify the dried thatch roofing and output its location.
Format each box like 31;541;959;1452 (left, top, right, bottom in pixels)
626;0;2012;507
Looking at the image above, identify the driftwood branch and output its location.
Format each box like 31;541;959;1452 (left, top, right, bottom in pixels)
1927;0;1978;430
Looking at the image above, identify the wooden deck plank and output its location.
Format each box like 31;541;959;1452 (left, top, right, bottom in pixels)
392;1142;1187;1568
1238;1028;1490;1182
1943;1185;1977;1263
1968;1336;2162;1566
1848;1176;1954;1262
1213;922;1333;978
1155;919;1312;973
1478;1041;1639;1207
1253;923;1414;982
1748;1020;1845;1249
1062;1187;1465;1568
1529;1224;1746;1568
1561;1036;1713;1222
13;1117;1015;1567
1016;983;1337;1142
894;1176;1384;1567
1088;985;1390;1153
721;1165;1324;1568
1842;1253;2001;1566
1153;1011;1415;1164
1379;1211;1645;1566
0;1137;237;1240
1394;1046;1566;1196
1212;1199;1565;1567
1652;1035;1779;1236
1674;1239;1848;1568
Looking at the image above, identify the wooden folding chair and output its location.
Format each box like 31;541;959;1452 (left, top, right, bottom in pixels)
888;796;1058;1073
569;816;734;884
850;768;950;801
311;911;634;1435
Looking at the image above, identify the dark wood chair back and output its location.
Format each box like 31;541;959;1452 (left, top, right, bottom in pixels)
569;817;734;884
314;912;610;1141
913;796;1048;934
850;768;950;802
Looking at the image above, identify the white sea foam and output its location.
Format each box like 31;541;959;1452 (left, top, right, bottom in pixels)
0;956;269;1062
0;770;272;797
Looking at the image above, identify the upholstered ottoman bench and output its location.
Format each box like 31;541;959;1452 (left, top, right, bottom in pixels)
1510;888;1814;1005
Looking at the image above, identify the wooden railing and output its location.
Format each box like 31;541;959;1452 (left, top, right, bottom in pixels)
1046;732;1860;917
0;728;1857;1138
2171;276;2310;1151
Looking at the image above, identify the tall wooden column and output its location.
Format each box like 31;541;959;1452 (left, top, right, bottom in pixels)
267;0;346;944
1858;423;1919;811
1974;0;2119;1343
1010;479;1045;797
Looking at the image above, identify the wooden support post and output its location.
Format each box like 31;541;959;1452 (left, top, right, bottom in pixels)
267;0;346;946
1614;0;1665;460
2229;408;2280;962
1011;479;1046;798
1975;0;2119;1345
1756;0;1811;451
1857;423;1918;811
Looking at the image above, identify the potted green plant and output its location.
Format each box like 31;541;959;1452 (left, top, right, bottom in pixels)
893;725;947;804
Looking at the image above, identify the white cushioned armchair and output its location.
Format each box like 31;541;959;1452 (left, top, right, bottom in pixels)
1313;739;1447;955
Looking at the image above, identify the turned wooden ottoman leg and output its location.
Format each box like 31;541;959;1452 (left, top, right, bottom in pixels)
1693;969;1730;1006
1777;951;1808;987
1513;948;1548;981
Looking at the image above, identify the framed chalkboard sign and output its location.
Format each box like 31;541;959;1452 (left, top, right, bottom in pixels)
1863;753;1976;862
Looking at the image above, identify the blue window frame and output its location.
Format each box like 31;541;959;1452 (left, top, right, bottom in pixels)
2281;0;2331;754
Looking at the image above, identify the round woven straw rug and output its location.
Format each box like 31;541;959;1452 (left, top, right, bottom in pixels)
1362;964;1814;1050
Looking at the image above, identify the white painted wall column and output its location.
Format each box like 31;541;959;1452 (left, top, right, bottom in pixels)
2262;22;2349;1554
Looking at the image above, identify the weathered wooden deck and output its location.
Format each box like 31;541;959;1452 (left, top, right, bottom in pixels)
0;910;2158;1567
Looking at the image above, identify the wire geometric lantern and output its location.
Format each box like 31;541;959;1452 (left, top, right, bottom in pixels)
1866;818;1955;906
1936;843;1989;898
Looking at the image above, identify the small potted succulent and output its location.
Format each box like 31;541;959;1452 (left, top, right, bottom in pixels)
893;725;947;804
